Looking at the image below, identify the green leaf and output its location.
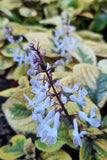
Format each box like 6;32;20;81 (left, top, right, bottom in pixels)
9;104;32;118
77;47;93;64
85;70;107;108
0;135;26;160
101;115;107;128
80;141;92;160
93;139;107;159
1;43;19;57
58;123;75;148
35;139;65;153
92;14;107;32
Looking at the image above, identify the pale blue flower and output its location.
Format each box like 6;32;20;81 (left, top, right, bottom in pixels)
69;87;87;106
63;83;81;94
69;95;87;106
61;94;67;104
37;111;60;146
78;108;101;128
73;119;89;147
55;80;60;88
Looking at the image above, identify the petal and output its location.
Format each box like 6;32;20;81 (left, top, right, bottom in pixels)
73;136;82;147
32;113;43;123
44;109;55;122
89;118;101;128
78;111;89;122
61;94;67;104
54;112;60;129
73;119;78;136
62;86;75;93
80;131;89;138
69;95;78;102
78;88;88;98
90;107;97;118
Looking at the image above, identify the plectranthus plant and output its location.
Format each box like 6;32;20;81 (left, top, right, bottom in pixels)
24;42;101;147
3;27;31;67
54;17;78;66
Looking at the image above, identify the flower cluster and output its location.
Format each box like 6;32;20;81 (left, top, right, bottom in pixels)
54;18;78;65
24;43;62;145
3;27;31;67
24;42;101;147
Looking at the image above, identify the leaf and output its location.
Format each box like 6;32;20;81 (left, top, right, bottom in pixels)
0;55;14;70
13;64;28;80
0;87;19;97
52;72;73;80
24;138;35;159
1;8;22;23
0;135;26;160
93;139;107;160
86;127;102;136
67;97;101;129
35;139;65;153
87;42;107;58
19;7;37;17
2;87;37;134
1;43;19;57
75;42;96;65
73;63;107;108
24;32;60;58
80;12;94;19
77;30;103;41
92;14;107;32
0;0;22;10
10;104;32;118
40;16;62;29
98;59;107;73
101;115;107;128
0;17;9;26
85;70;107;108
79;141;92;160
58;123;75;148
73;63;99;89
40;149;72;160
18;76;29;88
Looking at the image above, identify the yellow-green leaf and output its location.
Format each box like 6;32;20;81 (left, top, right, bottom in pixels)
24;32;60;58
0;17;9;26
0;135;26;160
93;139;107;160
1;43;19;57
35;139;65;153
0;55;14;70
77;30;103;41
24;138;35;159
2;87;37;134
74;42;96;65
19;7;37;17
18;76;29;88
80;141;92;160
0;87;19;97
98;59;107;73
86;127;102;136
0;0;22;10
40;149;72;160
13;64;28;80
